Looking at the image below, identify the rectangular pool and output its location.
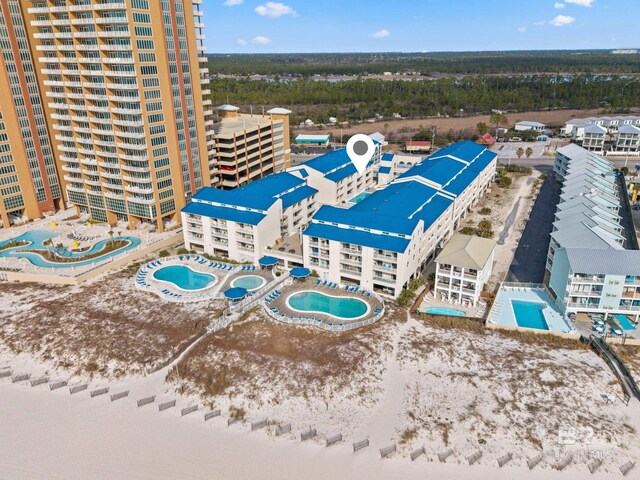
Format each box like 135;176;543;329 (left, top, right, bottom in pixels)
511;300;549;331
615;314;637;331
350;192;371;204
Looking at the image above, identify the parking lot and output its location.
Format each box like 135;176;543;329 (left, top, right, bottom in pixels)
490;140;566;161
505;169;560;283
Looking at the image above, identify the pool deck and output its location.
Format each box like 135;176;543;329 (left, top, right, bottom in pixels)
487;285;575;334
262;277;384;329
217;268;275;294
136;256;240;303
418;291;487;319
0;210;179;282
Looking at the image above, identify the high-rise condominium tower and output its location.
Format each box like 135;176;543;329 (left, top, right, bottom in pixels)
0;0;63;229
22;0;214;231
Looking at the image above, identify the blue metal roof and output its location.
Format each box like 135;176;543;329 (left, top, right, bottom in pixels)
382;153;395;161
191;172;305;211
313;205;417;235
304;148;351;174
304;223;410;254
279;185;317;209
379;166;392;174
325;163;357;183
182;202;266;225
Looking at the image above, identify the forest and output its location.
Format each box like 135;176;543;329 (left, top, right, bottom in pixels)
207;50;640;76
208;75;640;124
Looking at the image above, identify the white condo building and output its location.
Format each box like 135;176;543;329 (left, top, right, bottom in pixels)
434;234;496;306
302;142;497;297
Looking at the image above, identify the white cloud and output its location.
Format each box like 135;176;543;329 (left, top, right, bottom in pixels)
565;0;595;6
236;38;248;46
550;14;576;27
255;2;296;18
371;29;391;39
251;36;272;45
534;21;547;26
554;2;565;8
517;27;527;33
223;0;243;6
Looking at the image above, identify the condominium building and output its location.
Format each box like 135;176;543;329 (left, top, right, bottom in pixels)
434;233;496;306
24;0;213;231
0;0;63;228
287;143;380;206
616;124;640;153
547;144;640;321
582;124;607;154
303;142;497;297
212;104;291;189
181;145;380;264
182;172;318;263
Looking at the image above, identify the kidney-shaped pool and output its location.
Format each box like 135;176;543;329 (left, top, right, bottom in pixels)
286;290;369;320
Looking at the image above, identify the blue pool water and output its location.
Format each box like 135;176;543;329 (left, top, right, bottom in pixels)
512;300;549;330
287;291;368;320
425;307;466;317
0;230;140;268
231;275;266;291
350;192;371;204
152;265;216;291
615;314;637;330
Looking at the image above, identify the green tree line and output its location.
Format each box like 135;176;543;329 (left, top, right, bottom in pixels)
209;75;640;124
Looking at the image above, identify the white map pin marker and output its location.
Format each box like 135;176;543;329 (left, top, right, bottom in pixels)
346;134;375;175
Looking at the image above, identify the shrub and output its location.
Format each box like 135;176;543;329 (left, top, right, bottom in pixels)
477;219;494;238
480;207;492;215
498;175;512;188
176;247;189;255
460;226;475;235
159;250;170;258
310;270;319;278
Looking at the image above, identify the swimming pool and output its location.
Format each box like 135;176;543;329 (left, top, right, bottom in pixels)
231;275;266;291
152;265;216;291
425;307;466;317
287;291;369;320
350;192;371;204
512;300;549;331
0;230;141;268
614;314;637;330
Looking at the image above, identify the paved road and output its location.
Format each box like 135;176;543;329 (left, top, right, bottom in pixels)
505;166;560;284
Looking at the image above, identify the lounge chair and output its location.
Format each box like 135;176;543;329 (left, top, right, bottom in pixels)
317;279;322;285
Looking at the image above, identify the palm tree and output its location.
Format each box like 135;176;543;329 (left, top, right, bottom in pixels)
108;229;114;247
525;147;533;159
516;147;524;160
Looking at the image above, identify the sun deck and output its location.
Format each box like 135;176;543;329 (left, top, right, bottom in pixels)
261;277;385;331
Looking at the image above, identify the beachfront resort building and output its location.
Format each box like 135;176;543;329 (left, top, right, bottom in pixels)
547;144;640;323
0;1;63;228
181;145;380;263
182;172;318;264
303;142;497;297
434;234;496;306
212;105;292;189
21;0;214;231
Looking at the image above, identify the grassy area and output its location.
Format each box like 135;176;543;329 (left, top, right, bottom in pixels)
0;265;223;378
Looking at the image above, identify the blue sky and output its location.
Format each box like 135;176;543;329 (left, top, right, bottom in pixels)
201;0;639;53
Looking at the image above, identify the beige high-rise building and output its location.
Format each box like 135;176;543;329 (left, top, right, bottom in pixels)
212;104;292;189
0;0;64;229
22;0;214;231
